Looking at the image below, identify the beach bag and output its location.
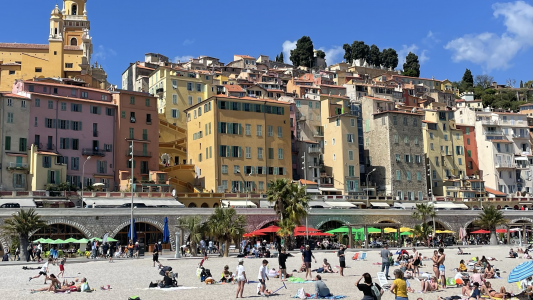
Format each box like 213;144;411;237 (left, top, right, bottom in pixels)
81;282;91;292
371;283;382;300
316;267;324;273
149;282;158;288
296;288;307;299
128;297;140;300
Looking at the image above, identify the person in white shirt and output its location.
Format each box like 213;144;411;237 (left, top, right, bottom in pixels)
520;276;533;292
257;259;269;297
236;258;247;298
29;258;52;284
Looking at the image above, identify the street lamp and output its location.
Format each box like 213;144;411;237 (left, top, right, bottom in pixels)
81;156;91;199
365;168;376;204
301;153;309;240
129;141;135;244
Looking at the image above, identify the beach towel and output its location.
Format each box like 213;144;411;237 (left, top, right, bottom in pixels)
288;277;314;284
142;287;198;291
306;294;347;299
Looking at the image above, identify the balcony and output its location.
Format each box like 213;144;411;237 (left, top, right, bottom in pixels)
516;163;529;169
64;15;85;21
484;130;503;135
308;147;322;154
125;150;152;157
156;88;164;95
46;143;55;151
441;150;452;156
28;143;43;150
513;134;529;139
82;148;106;157
93;131;98;137
297;115;306;122
313;131;324;137
481;119;499;125
6;162;28;170
495;161;516;168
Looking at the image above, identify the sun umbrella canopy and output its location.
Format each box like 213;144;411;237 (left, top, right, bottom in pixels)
76;238;89;243
508;261;533;283
471;229;490;234
384;228;397;233
50;239;65;244
162;217;170;243
366;227;381;233
436;230;455;234
400;231;412;236
257;225;281;233
294;226;320;232
311;232;334;236
63;238;78;243
42;238;54;244
400;227;414;232
326;227;349;233
106;237;118;242
243;231;266;237
32;238;46;243
496;229;507;233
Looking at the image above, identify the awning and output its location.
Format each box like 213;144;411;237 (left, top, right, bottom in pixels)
519;203;532;205
0;198;36;207
309;201;331;208
433;203;459;209
259;201;273;208
370;202;390;207
221;200;257;208
319;187;341;192
82;198;184;207
454;204;469;209
395;203;417;209
324;201;353;208
306;189;321;194
515;157;528;161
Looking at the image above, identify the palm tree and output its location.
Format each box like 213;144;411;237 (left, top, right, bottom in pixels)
266;179;291;222
412;203;436;247
412;223;433;245
475;205;507;245
1;209;47;259
178;216;205;256
283;183;310;224
205;207;247;257
277;218;296;251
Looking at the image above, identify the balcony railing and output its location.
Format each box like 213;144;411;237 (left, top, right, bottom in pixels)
93;131;98;137
28;143;43;150
484;130;503;135
82;148;106;157
125;150;152;157
313;131;324;137
65;15;85;20
308;147;322;154
7;162;28;170
46;143;55;150
495;162;516;168
481;119;499;125
156;88;164;94
513;133;528;138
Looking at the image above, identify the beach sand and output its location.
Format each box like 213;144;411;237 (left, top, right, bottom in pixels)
3;246;529;299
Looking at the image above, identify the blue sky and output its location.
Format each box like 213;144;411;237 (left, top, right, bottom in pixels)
3;0;532;87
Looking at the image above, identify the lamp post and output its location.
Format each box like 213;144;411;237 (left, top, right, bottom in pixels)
129;140;135;243
366;168;376;206
236;170;250;208
81;156;91;200
302;153;309;240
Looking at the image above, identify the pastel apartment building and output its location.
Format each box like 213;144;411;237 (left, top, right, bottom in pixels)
13;79;116;190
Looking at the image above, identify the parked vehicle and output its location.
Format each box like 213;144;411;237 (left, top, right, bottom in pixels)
0;203;20;208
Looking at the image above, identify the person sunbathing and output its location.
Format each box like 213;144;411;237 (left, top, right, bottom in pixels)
469;268;484;286
461;278;472;297
481;281;511;299
420;276;438;293
322;259;336;273
458;247;464;255
483;264;495;279
30;274;62;293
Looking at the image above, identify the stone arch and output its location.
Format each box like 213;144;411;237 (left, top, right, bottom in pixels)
428;218;453;231
253;217;279;231
30;218;92;238
374;217;401;224
315;216;350;230
110;217;165;238
463;219;478;230
200;203;209;208
510;217;533;224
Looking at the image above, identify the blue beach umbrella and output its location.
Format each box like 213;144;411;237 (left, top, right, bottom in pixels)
508;261;533;283
162;217;170;243
128;218;138;243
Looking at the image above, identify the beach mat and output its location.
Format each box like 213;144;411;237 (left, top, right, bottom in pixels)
143;287;198;291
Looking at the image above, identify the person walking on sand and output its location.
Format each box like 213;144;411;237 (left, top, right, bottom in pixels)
57;257;66;278
29;258;52;284
302;245;317;280
437;247;446;289
380;245;391;279
109;243;115;263
258;259;269;297
236;258;247;298
278;248;288;281
153;243;161;267
338;245;346;276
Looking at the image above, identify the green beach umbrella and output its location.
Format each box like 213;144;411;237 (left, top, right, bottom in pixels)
326;227;349;234
32;238;45;243
400;231;412;236
43;238;54;244
106;237;118;242
366;227;381;233
64;238;78;243
76;238;89;243
51;239;65;244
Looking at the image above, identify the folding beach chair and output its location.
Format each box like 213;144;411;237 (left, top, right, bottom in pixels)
352;252;360;260
359;252;367;260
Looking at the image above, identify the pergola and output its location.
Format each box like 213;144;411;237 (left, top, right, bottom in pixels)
346;223;402;249
503;222;533;245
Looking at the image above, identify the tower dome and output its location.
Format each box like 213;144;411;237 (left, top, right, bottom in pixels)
51;4;63;16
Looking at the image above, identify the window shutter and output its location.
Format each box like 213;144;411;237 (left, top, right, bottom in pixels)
217;100;221;109
237;103;241;110
60;139;63;149
97;106;101;114
228;123;233;134
79;104;82;112
47;170;51;183
226;146;230;157
104;161;107;173
71;103;75;111
239;124;242;135
52;119;56;128
219;146;223;157
238;147;242;157
64;156;68;169
97;160;101;172
79;122;82;131
70;121;74;130
45;117;48;127
66;120;70;129
218;122;221;133
5;136;10;150
263;166;266;174
90;105;93;113
55;170;60;184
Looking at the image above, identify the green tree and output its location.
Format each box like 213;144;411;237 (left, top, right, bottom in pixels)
266;179;291;222
290;36;314;67
351;41;370;62
275;54;279;62
368;44;382;67
520;80;523;88
277;218;296;250
402;52;420;77
402;69;418;77
413;223;433;245
205;207;246;257
266;179;310;224
462;69;474;86
381;48;399;69
1;209;47;259
315;50;326;59
474;74;494;89
343;44;352;64
279;52;284;63
412;203;436;245
178;215;205;256
475;205;507;245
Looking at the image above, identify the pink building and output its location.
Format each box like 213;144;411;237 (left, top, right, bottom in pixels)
13;79;117;190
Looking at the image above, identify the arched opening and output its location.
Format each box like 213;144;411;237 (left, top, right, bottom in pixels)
115;222;163;251
497;205;502;209
201;203;209;208
427;220;446;231
378;220;397;224
259;220;279;229
188;203;197;208
318;220;345;232
33;223;86;241
72;4;77;15
513;205;519;210
213;203;219;208
70;38;77;46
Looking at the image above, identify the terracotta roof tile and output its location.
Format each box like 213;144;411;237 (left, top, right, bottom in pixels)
299;179;318;185
363;95;392;102
320;94;349;99
490;139;512;143
0;43;80;51
136;64;154;71
224;85;244;92
235;55;255;59
485;187;506;196
0;93;30;99
29;92;116;107
0;62;21;66
24;80;109;93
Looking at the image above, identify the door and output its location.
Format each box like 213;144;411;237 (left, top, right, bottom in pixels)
174;156;179;165
47;136;53;150
35;135;40;146
93;140;99;150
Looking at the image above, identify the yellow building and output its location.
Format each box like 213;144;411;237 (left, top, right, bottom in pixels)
28;145;67;190
423;110;471;197
0;1;104;91
184;95;292;193
149;67;216;129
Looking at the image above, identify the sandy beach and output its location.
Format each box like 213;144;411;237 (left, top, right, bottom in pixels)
2;245;530;299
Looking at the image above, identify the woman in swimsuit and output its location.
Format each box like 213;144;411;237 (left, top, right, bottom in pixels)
432;250;440;280
421;276;438;293
484;264;495;279
481;281;511;299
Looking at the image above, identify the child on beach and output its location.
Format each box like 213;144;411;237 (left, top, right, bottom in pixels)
57;257;66;278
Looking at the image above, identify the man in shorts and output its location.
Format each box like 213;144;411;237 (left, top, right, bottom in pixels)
278;248;288;281
338;245;346;276
301;245;316;280
153;243;161;267
30;258;52;284
437;247;446;289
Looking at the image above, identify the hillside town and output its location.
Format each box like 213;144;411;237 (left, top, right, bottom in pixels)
0;0;532;210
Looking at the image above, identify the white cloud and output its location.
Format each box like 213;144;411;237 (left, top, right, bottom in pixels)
319;46;344;65
444;1;533;71
398;44;418;66
174;55;193;63
92;45;116;61
420;50;430;64
282;40;297;63
183;39;195;46
425;31;440;44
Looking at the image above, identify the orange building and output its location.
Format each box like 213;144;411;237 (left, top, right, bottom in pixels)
112;90;167;191
457;124;480;177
